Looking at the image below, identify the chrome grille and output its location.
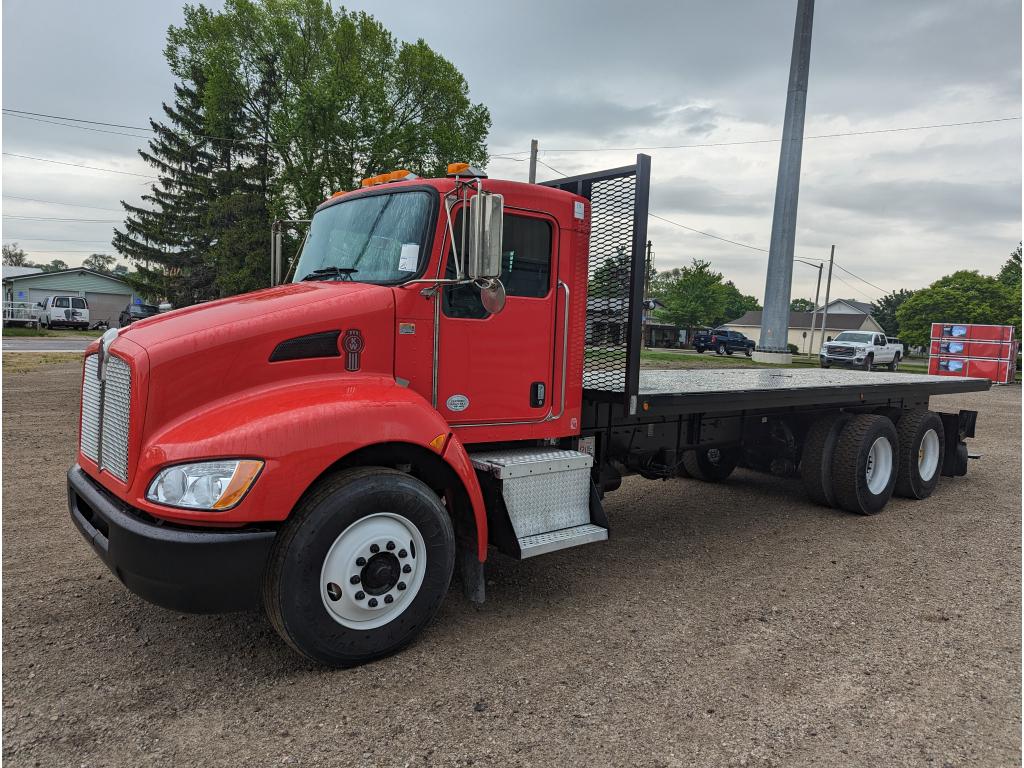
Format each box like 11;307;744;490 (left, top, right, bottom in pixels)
81;355;101;462
829;346;855;357
80;352;132;482
100;356;132;482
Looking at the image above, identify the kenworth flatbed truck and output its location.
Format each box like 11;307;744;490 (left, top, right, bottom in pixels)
69;157;990;667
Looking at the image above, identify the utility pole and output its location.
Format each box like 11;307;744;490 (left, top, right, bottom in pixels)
806;260;823;355
818;244;835;347
755;0;815;362
528;139;539;184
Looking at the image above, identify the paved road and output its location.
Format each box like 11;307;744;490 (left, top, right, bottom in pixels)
2;337;92;353
2;361;1019;767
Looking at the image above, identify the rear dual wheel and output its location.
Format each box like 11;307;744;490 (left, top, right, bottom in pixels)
894;410;944;499
264;467;455;667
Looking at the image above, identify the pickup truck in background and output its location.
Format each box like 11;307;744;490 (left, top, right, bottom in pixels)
820;331;901;371
693;328;755;356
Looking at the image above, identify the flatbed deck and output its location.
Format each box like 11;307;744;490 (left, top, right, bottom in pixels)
585;368;992;414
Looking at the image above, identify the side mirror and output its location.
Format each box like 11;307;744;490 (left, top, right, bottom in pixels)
467;191;503;280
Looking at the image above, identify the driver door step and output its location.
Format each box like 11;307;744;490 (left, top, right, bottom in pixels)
470;448;608;559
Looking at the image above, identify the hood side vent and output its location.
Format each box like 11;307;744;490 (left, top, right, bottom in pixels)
270;330;342;362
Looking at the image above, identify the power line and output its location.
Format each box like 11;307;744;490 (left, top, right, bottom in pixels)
494;116;1022;155
2;152;157;179
535;158;567;177
3;112;151;139
3;236;113;244
9;249;115;254
832;260;889;294
649;212;768;252
3;214;120;223
831;273;877;302
3;108;150;131
3;194;123;212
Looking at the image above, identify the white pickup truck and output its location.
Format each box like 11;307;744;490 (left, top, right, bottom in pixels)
820;331;901;371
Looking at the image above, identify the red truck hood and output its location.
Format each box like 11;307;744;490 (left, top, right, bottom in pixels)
111;281;397;440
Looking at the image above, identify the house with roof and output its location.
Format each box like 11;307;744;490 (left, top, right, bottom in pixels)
722;299;884;355
2;267;140;328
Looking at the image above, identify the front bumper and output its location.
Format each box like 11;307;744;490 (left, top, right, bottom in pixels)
820;353;865;367
68;464;276;613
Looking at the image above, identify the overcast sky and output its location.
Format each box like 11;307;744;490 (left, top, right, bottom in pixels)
3;0;1021;302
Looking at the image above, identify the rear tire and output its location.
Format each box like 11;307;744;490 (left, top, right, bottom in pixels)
682;446;739;482
894;410;945;499
745;348;752;357
888;354;900;372
263;467;455;667
830;414;898;515
800;413;850;507
716;343;726;355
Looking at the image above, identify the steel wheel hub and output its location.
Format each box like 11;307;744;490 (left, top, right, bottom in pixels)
918;428;940;482
865;436;893;495
320;512;426;630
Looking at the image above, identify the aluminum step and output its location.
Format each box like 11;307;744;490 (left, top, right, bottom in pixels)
518;523;608;558
470;447;606;557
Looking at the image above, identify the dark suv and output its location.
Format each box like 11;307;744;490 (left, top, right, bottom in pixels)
693;328;755;356
118;303;159;327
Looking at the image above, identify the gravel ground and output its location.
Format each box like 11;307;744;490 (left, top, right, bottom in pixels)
3;361;1020;767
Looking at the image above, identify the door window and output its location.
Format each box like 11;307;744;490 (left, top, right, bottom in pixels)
443;212;553;319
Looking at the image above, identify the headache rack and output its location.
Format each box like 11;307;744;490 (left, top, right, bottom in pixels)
543;154;651;414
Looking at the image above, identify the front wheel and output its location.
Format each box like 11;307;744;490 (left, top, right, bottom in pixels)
862;354;874;371
263;467;455;667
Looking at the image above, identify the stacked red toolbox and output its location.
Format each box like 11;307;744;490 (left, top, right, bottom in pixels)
928;323;1018;383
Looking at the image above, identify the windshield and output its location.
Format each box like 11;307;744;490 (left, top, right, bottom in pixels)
131;304;158;316
833;332;873;343
292;190;434;284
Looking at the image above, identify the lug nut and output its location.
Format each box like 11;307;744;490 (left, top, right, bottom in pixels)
367;598;378;608
402;564;412;574
355;557;366;567
326;583;342;601
355;591;365;600
398;549;407;558
349;575;360;585
386;541;395;550
384;595;394;604
397;582;406;591
370;544;380;554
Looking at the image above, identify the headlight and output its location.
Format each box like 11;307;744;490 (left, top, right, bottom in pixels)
146;459;263;511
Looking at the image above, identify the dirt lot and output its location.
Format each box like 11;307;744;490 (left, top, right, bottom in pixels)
3;360;1021;767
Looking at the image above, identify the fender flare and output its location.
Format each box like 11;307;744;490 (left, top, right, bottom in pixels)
134;374;488;558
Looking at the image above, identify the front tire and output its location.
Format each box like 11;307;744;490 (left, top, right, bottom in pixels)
263;467;455;667
862;354;873;371
894;410;945;499
830;415;898;515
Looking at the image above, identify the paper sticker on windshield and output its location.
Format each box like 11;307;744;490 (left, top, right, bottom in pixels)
399;243;419;272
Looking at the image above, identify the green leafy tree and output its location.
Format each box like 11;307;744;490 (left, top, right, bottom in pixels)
870;288;915;337
720;281;761;325
39;259;69;273
83;253;117;273
895;270;1019;348
790;297;815;312
658;259;727;328
998;242;1021;287
2;243;30;267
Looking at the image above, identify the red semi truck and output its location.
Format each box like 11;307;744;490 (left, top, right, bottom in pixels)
69;157;989;666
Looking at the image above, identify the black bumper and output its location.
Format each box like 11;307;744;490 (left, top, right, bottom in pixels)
68;464;277;613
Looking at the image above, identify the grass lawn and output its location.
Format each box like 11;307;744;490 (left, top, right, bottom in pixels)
2;352;82;374
2;327;104;338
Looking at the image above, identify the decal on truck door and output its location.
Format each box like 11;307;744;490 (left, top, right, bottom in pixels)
445;394;469;412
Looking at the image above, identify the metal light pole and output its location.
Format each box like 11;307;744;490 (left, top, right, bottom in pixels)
756;0;815;360
528;139;539;184
818;244;835;345
795;257;823;355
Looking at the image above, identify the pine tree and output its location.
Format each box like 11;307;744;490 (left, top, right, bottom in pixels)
113;73;217;307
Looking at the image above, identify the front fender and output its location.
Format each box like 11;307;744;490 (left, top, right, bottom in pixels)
130;374;488;555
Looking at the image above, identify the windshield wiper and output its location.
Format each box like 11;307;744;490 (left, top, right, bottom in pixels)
301;266;359;282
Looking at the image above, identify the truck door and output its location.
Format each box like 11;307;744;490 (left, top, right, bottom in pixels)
436;208;558;426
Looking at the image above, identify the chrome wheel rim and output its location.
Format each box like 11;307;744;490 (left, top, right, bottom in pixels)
320;513;426;630
865;436;893;495
918;428;940;482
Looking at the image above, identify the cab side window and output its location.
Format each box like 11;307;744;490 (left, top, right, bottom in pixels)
55;297;70;309
71;298;87;309
443;212;553;319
